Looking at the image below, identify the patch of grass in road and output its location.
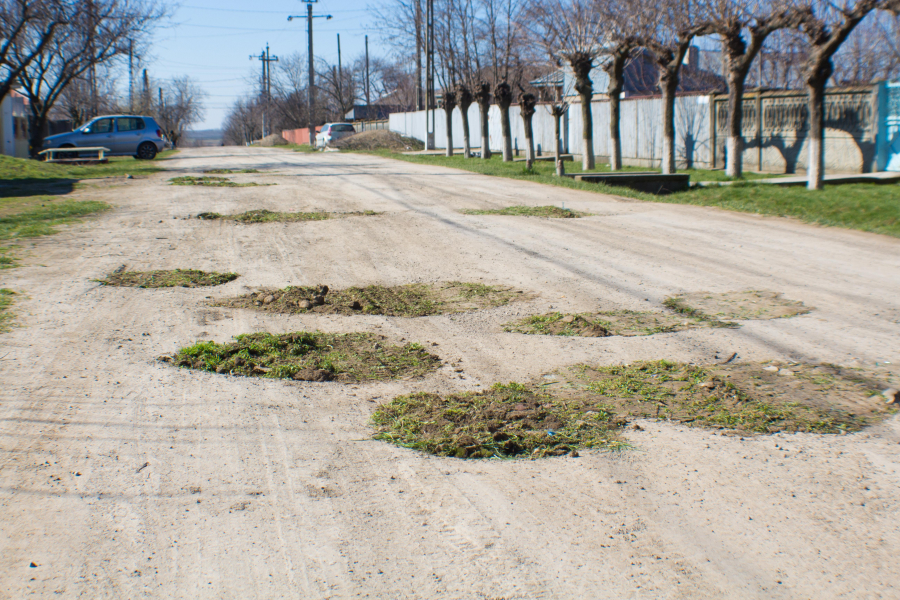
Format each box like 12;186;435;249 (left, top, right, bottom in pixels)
463;205;583;218
215;282;524;317
0;200;109;268
162;331;441;383
99;269;239;288
169;175;268;187
504;307;739;338
197;209;378;223
568;360;884;434
371;382;625;459
359;150;900;237
0;288;16;332
202;168;260;174
661;297;740;328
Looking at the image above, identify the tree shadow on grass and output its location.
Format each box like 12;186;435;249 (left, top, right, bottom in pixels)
0;178;77;198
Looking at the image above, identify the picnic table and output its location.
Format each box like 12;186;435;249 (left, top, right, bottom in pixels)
39;146;110;163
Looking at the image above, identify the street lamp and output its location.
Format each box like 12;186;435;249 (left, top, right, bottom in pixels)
288;1;332;147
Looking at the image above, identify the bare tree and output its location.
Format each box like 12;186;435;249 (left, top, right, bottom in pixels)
518;92;537;169
155;76;205;149
831;10;900;83
455;82;473;157
223;96;262;146
637;0;712;174
798;0;900;190
474;81;491;158
699;0;805;178
14;0;166;156
529;0;605;170
551;103;566;175
0;0;68;103
441;87;456;156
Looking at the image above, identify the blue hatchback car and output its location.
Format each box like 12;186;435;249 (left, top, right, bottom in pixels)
42;115;168;160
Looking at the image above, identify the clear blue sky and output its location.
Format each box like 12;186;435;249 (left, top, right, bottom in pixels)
149;0;390;130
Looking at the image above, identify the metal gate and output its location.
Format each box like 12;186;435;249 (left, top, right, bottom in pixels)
885;81;900;172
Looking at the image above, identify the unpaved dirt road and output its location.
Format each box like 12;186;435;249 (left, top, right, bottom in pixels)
2;147;899;599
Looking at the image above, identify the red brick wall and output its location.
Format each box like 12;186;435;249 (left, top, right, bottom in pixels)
282;127;321;145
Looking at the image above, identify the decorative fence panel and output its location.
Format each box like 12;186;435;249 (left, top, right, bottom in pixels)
385;84;892;174
713;88;878;174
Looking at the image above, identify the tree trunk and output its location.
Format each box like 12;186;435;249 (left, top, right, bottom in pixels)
806;77;826;190
479;102;491;159
29;112;49;159
523;115;534;169
460;104;471;158
726;72;746;178
553;110;562;176
578;89;594;170
500;106;512;162
445;106;454;157
570;53;594;171
608;89;622;171
605;49;628;171
660;74;678;174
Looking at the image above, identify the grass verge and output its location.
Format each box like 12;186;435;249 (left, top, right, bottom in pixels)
0;153;171;183
371;382;625;458
214;282;525;316
0;200;109;268
197;209;378;223
170;176;267;187
162;331;441;382
99;269;238;288
463;205;582;218
0;288;15;332
358;150;900;237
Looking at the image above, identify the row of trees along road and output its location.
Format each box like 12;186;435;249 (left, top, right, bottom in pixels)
377;0;900;190
0;0;206;157
223;50;409;146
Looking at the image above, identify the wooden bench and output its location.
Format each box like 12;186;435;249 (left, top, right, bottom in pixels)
39;146;110;164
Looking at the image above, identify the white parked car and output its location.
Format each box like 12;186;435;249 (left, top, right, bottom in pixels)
315;123;356;148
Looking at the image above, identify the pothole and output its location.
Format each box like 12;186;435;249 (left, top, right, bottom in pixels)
169;176;269;187
99;269;238;288
665;290;811;320
371;383;625;459
503;309;733;337
462;205;583;218
371;361;895;459
196;209;379;223
160;331;441;382
213;282;527;317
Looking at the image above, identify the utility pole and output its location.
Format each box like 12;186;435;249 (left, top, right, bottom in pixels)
128;39;134;113
250;44;278;138
337;34;343;116
142;69;149;113
424;0;434;149
415;0;422;110
288;2;331;146
365;35;371;112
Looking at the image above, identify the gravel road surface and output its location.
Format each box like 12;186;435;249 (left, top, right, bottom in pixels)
1;147;898;599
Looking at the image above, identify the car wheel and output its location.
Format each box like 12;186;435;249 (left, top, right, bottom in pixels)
136;142;157;160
